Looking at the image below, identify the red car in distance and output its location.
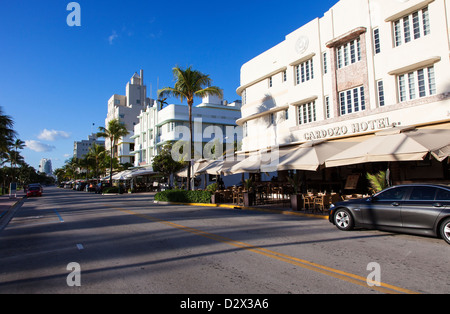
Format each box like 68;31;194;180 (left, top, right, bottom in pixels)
26;186;42;197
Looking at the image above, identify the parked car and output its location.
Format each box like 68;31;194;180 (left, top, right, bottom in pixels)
329;184;450;245
26;186;42;197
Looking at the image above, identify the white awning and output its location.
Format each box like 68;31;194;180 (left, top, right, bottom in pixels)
277;140;357;171
325;127;450;167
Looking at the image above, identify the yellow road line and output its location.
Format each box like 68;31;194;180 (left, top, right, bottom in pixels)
108;205;419;294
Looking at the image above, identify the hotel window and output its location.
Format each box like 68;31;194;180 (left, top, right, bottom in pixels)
295;58;314;85
324;96;330;119
339;86;366;115
114;99;121;105
285;109;289;121
337;39;361;69
243;122;248;137
394;7;430;47
398;66;436;102
282;71;287;82
377;81;385;107
242;89;246;105
373;28;381;54
323;52;328;74
269;76;273;88
297;101;316;125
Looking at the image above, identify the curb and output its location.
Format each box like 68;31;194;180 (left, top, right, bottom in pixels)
153;200;329;220
0;196;25;231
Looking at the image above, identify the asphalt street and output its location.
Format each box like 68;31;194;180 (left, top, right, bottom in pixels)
0;186;449;295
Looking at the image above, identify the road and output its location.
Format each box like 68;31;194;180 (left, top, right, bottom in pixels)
0;186;449;296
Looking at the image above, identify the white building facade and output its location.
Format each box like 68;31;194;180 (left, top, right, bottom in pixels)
237;0;450;153
132;94;243;167
73;133;105;159
105;70;154;165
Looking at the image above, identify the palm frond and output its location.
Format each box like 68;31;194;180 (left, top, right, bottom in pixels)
195;86;223;99
366;171;387;193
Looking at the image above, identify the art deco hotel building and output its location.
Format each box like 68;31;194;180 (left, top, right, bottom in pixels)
235;0;450;184
237;0;449;151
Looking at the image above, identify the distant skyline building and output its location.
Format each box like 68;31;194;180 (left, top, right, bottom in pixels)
105;70;154;166
73;133;105;159
38;158;52;175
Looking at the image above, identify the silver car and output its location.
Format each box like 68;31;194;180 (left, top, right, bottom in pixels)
329;184;450;245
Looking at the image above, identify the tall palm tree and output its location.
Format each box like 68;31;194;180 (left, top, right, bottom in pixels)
63;157;78;180
158;66;223;190
86;143;106;180
10;139;25;180
97;118;129;179
12;139;25;156
0;107;16;159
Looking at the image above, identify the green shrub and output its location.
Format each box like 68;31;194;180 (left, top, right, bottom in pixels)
205;183;218;193
103;187;119;194
155;189;212;204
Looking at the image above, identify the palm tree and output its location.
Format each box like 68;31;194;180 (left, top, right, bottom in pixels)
97;118;129;179
12;139;25;157
0;107;16;159
366;171;388;194
86;143;106;180
54;167;67;183
158;66;223;190
156;97;168;110
10;139;25;181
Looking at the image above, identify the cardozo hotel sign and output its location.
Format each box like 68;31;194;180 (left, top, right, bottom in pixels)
301;117;392;141
296;95;450;143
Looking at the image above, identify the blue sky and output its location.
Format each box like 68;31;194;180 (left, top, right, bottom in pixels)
0;0;338;170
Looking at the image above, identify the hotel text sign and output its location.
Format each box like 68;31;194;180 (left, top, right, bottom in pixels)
303;117;391;141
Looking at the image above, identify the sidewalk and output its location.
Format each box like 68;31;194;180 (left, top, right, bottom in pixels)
153;199;329;220
0;192;25;217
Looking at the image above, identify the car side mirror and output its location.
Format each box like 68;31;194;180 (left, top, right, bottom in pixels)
368;196;377;202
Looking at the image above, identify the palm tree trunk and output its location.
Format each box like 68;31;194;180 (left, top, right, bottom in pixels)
110;137;114;182
187;102;193;191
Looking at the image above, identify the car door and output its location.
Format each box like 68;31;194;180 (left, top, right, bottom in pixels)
401;186;442;230
361;186;409;227
436;188;450;209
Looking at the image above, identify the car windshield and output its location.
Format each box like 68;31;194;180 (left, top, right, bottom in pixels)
29;187;40;191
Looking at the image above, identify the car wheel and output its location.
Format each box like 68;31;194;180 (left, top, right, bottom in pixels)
334;208;354;231
440;218;450;245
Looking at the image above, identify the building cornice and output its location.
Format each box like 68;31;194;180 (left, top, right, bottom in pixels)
289;53;316;67
236;66;287;96
384;0;435;22
236;104;289;126
388;56;441;75
326;27;366;48
290;95;319;106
